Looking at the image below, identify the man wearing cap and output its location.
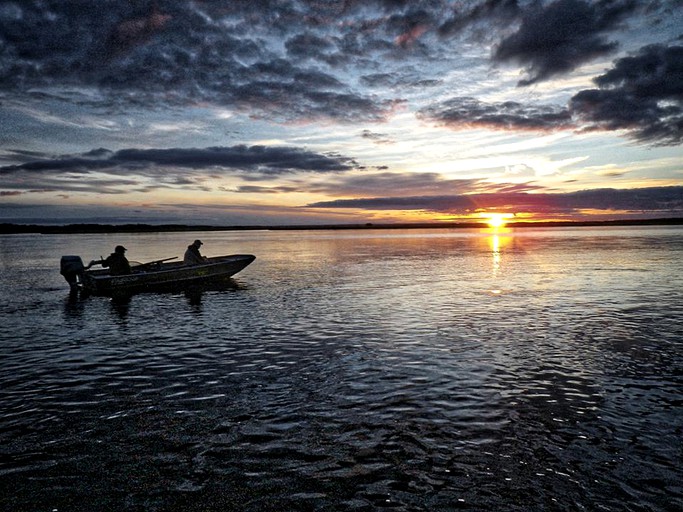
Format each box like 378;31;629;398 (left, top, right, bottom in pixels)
184;239;208;265
102;245;132;275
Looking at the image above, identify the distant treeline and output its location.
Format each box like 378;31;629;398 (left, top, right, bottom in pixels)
1;218;682;235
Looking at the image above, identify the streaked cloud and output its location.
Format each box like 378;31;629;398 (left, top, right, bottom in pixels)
417;97;573;131
0;145;360;195
307;186;683;216
0;146;359;175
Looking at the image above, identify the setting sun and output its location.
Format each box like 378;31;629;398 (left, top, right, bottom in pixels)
482;213;514;228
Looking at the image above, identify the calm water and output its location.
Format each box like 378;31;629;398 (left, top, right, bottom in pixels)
1;226;681;511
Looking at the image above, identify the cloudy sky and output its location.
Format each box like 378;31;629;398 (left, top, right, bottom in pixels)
1;0;681;225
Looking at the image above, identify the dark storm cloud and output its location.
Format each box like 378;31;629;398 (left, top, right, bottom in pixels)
419;43;682;145
0;1;676;143
570;44;683;145
493;0;639;85
417;97;573;131
0;1;402;123
307;186;683;215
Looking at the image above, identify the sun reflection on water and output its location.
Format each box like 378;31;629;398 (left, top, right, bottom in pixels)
486;228;513;293
491;233;501;277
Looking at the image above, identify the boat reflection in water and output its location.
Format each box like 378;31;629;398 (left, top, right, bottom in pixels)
180;276;246;307
65;274;246;321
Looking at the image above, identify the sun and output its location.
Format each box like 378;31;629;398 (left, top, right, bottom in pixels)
481;213;513;228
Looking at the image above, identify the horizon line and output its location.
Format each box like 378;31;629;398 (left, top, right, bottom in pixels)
1;217;682;235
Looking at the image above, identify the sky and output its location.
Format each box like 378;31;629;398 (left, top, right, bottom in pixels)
1;0;682;226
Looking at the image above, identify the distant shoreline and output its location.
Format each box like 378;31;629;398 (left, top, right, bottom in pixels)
1;218;682;234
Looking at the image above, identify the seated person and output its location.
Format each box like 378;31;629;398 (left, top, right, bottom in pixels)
100;245;132;275
184;240;208;265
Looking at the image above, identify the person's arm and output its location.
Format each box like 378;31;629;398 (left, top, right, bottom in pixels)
87;257;105;269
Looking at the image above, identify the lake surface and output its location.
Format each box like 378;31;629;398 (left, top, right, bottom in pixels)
1;226;681;511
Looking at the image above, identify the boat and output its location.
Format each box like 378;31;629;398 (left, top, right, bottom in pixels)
60;254;255;296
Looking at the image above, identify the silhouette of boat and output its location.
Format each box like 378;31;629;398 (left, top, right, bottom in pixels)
60;254;255;296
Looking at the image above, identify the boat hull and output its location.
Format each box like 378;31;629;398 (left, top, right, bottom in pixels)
81;254;255;296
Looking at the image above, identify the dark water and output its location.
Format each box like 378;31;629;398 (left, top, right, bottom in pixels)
1;227;682;511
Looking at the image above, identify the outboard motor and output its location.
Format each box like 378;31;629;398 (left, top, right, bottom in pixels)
60;255;85;291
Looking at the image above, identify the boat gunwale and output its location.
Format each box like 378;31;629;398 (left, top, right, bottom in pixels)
85;254;255;282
